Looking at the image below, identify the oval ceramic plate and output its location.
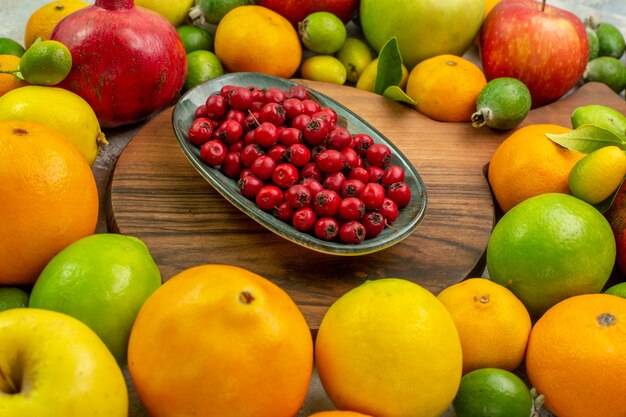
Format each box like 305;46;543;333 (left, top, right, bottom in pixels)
172;72;427;256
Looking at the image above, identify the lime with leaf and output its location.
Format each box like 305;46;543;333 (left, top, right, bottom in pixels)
19;39;72;86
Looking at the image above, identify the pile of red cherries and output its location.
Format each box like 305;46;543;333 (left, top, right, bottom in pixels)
187;84;411;245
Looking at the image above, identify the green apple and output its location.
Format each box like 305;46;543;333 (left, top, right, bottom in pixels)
0;308;127;416
359;0;485;70
29;233;162;365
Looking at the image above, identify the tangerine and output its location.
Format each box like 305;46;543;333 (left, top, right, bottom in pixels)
308;412;373;417
487;123;585;213
24;0;88;49
526;293;626;417
0;54;27;96
437;278;531;374
214;5;302;78
405;54;487;122
0;120;98;285
127;264;313;417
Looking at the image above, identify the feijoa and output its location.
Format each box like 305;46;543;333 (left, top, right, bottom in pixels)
471;77;531;130
586;27;599;61
596;22;625;59
583;56;626;93
298;11;347;54
571;104;626;139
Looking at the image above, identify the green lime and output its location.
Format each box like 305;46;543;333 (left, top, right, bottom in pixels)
596;22;625;59
453;368;534;417
184;50;224;91
300;55;347;85
177;24;214;54
486;193;616;317
335;37;374;83
29;233;162;365
0;38;26;57
19;39;72;86
0;287;29;311
605;282;626;298
583;56;626;93
471;77;531;130
571;104;626;138
569;146;626;205
298;11;347;54
586;27;599;61
191;0;249;25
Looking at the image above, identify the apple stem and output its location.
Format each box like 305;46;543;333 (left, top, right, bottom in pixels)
541;0;546;12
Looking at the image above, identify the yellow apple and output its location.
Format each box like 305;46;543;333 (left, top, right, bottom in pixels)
0;308;128;416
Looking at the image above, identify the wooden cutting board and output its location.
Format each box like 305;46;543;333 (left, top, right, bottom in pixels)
107;81;626;333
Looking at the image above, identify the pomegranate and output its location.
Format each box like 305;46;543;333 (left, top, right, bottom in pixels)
51;0;187;128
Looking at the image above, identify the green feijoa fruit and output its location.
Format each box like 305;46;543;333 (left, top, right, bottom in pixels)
471;77;532;130
298;11;347;54
587;27;599;61
300;55;347;85
453;368;534;417
596;22;626;59
191;0;249;25
336;37;374;83
583;56;626;93
571;104;626;139
177;24;214;53
0;38;26;57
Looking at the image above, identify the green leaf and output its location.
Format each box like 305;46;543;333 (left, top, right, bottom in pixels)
594;174;626;214
374;37;403;95
545;124;626;153
383;85;416;105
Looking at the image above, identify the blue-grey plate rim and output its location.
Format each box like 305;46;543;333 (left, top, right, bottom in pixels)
171;72;427;256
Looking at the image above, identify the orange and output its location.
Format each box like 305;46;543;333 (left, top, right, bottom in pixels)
526;293;626;417
405;54;487;122
484;0;501;18
487;123;585;213
437;278;532;374
315;278;462;417
127;264;314;417
308;412;373;417
0;120;98;285
0;55;28;96
24;0;88;49
214;5;302;78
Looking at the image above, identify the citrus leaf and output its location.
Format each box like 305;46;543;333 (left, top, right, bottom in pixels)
383;85;416;105
594;174;626;214
374;36;403;95
545;124;626;153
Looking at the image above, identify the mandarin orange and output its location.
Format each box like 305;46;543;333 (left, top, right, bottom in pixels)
0;120;98;285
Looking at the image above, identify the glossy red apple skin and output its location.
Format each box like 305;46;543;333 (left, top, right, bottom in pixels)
480;0;589;108
255;0;359;24
606;181;626;276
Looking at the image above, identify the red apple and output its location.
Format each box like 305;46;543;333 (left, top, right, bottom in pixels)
480;0;589;108
605;181;626;276
254;0;359;25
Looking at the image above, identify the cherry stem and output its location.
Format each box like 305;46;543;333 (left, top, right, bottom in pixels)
541;0;546;12
0;69;19;75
